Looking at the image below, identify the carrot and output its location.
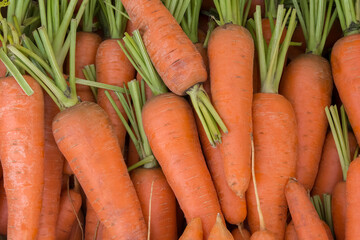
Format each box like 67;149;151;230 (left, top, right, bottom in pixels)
312;131;357;197
37;93;65;240
279;0;336;190
142;93;223;238
332;182;346;240
121;0;227;147
5;18;148;239
209;0;253;197
345;157;360;239
232;227;251;240
285;179;329;240
85;199;101;240
131;168;178;240
96;0;134;153
208;214;234;240
179;218;203;240
331;0;360;144
0;75;44;239
0;180;7;236
285;221;297;240
55;187;82;240
246;6;297;240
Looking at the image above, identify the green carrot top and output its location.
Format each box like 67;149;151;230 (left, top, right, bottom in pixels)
335;0;360;36
248;4;297;94
213;0;251;26
292;0;337;55
180;0;202;43
98;0;128;39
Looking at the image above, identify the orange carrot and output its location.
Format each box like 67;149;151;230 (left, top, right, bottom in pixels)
179;218;203;240
250;231;276;240
0;76;44;239
285;221;297;240
68;209;84;240
131;168;177;240
345;157;360;239
285;179;329;240
208;214;234;240
55;188;82;240
37;92;65;240
232;227;251;240
85;199;101;240
142;93;222;238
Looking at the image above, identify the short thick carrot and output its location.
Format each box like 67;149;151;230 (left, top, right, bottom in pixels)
142;93;222;238
285;179;328;240
0;76;44;240
131;167;177;240
179;218;203;240
53;101;147;239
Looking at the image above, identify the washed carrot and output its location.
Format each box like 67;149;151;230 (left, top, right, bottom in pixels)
285;179;329;240
312;131;357;197
96;0;134;152
232;227;251;240
345;157;360;239
209;0;253;197
208;214;234;240
37;93;65;240
179;218;203;240
246;6;297;240
280;0;335;190
0;75;44;240
331;0;360;144
121;0;227;146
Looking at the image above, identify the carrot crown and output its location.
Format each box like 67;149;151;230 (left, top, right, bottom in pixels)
248;5;297;94
213;0;251;26
325;105;359;181
335;0;360;36
163;0;190;24
181;0;202;43
98;0;128;39
292;0;337;55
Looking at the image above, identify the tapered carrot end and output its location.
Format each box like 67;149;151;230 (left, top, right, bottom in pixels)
179;217;203;240
208;213;233;240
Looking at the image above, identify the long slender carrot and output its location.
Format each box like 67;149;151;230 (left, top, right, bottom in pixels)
179;218;203;240
285;179;329;240
246;6;297;240
208;214;234;240
0;75;44;239
279;0;336;190
209;0;253;197
121;0;227;147
331;0;360;144
37;92;65;240
312;131;357;197
345;157;360;239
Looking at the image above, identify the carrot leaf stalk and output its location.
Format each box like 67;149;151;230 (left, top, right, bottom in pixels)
213;0;251;27
162;0;190;24
335;0;360;35
253;4;297;93
203;19;216;48
311;194;334;235
325;105;353;180
181;0;202;43
292;0;337;55
119;29;227;146
83;0;98;32
105;80;159;170
98;0;127;39
82;64;98;100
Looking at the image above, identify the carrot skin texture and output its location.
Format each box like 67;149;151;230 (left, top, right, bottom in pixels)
96;39;135;152
285;179;328;240
37;93;64;240
142;93;222;238
331;34;360;143
247;93;297;240
208;24;253;197
0;180;7;235
312;132;357;197
345;157;360;239
232;228;251;240
74;32;101;102
131;168;177;240
208;215;234;240
55;189;82;240
179;218;203;240
52;101;147;239
332;181;346;240
0;76;44;240
280;54;333;190
196;114;247;224
121;0;207;95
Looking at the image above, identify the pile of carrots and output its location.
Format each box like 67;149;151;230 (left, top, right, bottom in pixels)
1;0;360;239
